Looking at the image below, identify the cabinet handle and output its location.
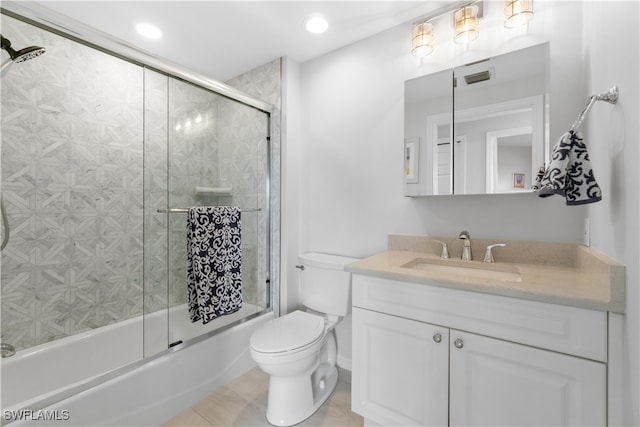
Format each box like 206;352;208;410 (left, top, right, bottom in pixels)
433;333;442;343
454;338;464;349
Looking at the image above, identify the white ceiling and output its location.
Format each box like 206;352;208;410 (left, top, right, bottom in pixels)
35;1;449;81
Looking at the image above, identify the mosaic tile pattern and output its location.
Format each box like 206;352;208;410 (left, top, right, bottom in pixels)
164;79;269;311
143;70;169;316
1;16;144;351
226;58;282;313
1;16;281;353
143;68;277;345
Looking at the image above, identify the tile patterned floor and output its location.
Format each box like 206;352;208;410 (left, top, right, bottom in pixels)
164;367;363;427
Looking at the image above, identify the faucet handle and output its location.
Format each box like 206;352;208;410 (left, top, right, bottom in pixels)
432;240;449;259
483;243;506;263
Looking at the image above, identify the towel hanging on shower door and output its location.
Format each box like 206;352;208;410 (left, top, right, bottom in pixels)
186;206;243;324
537;131;602;205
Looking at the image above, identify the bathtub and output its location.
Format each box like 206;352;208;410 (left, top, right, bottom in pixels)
1;302;268;423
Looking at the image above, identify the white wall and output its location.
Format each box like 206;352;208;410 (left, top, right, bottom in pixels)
456;112;531;193
299;1;586;260
582;2;640;425
497;145;531;192
281;58;302;315
292;2;640;420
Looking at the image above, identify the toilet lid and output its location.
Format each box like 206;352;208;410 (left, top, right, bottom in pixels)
250;311;325;354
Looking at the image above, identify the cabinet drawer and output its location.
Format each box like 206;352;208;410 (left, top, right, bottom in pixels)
353;275;607;362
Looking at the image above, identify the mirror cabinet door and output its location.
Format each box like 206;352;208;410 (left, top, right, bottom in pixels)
404;69;453;196
404;42;549;197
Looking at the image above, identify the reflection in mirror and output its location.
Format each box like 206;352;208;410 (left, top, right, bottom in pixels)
454;95;543;194
403;42;549;196
404;69;453;196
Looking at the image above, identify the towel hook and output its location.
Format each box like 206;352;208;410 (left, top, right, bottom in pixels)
570;85;619;132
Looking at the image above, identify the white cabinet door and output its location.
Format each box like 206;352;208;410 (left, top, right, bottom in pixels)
352;307;449;427
449;330;606;427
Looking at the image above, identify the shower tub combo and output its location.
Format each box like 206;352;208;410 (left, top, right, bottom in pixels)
4;308;272;426
2;303;265;412
0;3;280;424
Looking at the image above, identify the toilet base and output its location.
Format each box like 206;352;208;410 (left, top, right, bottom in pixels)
266;365;338;426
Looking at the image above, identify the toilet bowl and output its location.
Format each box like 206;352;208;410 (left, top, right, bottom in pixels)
249;252;357;426
250;310;338;426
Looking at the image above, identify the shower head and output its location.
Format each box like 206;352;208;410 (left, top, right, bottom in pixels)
1;34;45;63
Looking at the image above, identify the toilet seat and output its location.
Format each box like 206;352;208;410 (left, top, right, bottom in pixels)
250;311;325;354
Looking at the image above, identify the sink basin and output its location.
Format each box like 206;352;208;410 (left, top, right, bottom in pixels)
401;258;522;282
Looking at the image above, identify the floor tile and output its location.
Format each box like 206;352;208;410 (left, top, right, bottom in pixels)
163;367;363;427
164;408;212;427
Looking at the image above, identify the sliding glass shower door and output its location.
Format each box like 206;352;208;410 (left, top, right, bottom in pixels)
143;69;271;356
1;10;275;411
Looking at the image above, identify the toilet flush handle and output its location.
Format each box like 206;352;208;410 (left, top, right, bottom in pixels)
295;265;305;271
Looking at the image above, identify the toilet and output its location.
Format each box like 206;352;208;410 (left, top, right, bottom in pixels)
249;252;358;426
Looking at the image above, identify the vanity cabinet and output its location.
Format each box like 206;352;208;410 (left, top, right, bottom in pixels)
449;329;606;426
351;275;607;427
352;307;449;426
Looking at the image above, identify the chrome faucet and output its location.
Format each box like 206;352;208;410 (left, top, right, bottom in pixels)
458;230;472;261
432;240;449;259
483;243;506;263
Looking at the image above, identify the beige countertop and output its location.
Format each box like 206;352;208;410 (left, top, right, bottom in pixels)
345;235;626;313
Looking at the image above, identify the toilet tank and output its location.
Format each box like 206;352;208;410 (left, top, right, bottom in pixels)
299;252;359;317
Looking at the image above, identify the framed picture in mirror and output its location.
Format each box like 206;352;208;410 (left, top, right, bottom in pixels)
405;137;419;184
513;173;525;188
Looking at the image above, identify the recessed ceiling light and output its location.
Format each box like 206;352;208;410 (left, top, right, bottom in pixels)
305;16;328;34
136;23;163;39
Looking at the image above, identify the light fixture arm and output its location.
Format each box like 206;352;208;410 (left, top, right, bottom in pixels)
411;0;483;26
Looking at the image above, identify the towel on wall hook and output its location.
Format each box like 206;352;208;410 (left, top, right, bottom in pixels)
534;85;618;205
536;131;602;205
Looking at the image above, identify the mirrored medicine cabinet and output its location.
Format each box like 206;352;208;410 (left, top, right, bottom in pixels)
404;42;549;197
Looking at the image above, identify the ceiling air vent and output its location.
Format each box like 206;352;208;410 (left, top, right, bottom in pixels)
464;70;491;85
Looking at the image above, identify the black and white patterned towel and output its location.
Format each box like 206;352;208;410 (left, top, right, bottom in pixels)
186;206;242;324
537;131;602;205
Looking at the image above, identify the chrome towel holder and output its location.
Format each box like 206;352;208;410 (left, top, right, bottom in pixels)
157;208;261;213
570;85;619;132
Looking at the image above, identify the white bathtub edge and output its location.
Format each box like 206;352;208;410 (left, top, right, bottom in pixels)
7;312;273;427
108;346;255;426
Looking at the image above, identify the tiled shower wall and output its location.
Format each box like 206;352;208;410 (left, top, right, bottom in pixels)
216;97;268;308
165;78;269;311
142;70;169;314
148;60;282;314
0;16;144;351
1;15;275;351
226;58;282;313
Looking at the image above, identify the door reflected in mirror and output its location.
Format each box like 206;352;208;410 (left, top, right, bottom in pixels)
404;42;549;196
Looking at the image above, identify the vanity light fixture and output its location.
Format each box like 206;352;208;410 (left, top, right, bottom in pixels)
454;5;480;44
504;0;534;28
410;1;486;56
411;21;435;57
